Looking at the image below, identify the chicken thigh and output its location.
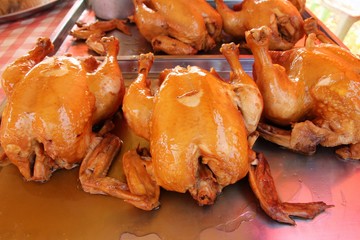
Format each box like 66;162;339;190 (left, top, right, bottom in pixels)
215;0;304;50
246;26;360;159
131;0;222;54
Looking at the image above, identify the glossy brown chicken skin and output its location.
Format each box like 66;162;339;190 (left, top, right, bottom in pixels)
123;52;255;203
119;43;332;224
131;0;222;54
215;0;304;50
83;38;125;124
246;26;360;159
1;38;54;97
122;45;262;208
0;37;124;181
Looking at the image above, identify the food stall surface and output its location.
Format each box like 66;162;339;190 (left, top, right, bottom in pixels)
0;1;360;239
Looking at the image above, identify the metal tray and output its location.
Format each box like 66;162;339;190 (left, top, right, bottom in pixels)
1;1;359;240
53;0;345;77
1;115;360;240
54;0;345;57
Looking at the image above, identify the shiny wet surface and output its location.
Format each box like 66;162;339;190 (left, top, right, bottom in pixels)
1;112;360;239
0;1;356;239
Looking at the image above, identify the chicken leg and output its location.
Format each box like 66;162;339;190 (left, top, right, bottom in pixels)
215;0;304;50
84;37;125;124
1;37;54;96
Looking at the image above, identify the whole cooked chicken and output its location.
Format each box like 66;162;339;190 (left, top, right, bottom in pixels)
115;43;331;224
246;26;360;160
215;0;304;50
0;36;125;181
131;0;222;54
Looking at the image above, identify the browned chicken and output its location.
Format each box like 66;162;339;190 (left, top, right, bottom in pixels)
1;38;54;97
131;0;222;54
70;19;131;55
215;0;304;50
246;26;360;160
112;43;331;224
0;36;125;181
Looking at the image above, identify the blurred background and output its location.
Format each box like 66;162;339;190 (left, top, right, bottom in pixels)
307;0;360;54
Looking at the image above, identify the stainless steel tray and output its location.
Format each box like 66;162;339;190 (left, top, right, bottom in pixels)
1;116;359;240
54;0;345;56
53;0;345;75
0;1;359;240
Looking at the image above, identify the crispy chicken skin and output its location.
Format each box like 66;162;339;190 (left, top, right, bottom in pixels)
246;26;360;159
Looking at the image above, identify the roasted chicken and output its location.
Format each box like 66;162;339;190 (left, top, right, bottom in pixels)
130;0;223;54
0;36;125;181
215;0;304;50
116;43;332;224
246;26;360;160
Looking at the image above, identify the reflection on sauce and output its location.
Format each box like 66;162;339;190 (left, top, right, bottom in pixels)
0;115;350;240
0;114;258;240
215;205;256;232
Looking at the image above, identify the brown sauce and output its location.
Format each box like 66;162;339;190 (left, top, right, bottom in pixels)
0;113;258;240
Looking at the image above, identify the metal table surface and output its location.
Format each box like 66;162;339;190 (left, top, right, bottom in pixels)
0;1;359;239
